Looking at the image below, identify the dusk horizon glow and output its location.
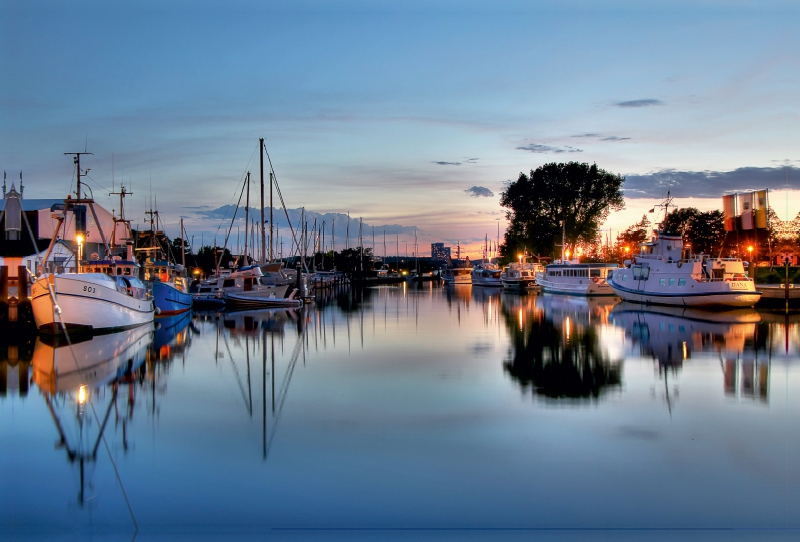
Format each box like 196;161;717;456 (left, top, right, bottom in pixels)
2;1;797;257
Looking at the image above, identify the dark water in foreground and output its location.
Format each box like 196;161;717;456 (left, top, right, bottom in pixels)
2;283;799;541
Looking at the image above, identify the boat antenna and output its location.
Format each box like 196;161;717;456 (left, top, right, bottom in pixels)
63;152;93;199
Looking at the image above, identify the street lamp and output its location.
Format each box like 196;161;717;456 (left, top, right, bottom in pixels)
76;233;84;272
747;245;753;260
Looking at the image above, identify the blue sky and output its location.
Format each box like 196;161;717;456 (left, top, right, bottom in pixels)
2;1;797;256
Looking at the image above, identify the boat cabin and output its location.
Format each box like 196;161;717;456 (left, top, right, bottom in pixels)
84;259;139;277
544;263;618;279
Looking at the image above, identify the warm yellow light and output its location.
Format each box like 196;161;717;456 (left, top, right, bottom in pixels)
564;317;571;341
748;246;753;253
624;246;630;253
565;250;571;259
193;268;201;275
76;234;85;244
77;385;87;404
518;253;523;261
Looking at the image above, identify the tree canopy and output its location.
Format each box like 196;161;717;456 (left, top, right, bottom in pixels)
661;208;725;255
500;162;625;260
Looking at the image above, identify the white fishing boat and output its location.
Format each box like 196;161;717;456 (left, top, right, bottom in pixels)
30;160;155;333
536;260;618;296
501;260;544;292
31;268;154;333
606;231;761;308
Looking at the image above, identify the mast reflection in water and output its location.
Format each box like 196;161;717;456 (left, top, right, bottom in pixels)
2;283;800;536
502;294;622;401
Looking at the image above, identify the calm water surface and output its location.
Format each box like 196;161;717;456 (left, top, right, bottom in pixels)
2;283;799;540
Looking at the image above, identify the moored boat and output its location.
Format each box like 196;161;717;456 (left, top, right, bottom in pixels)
145;260;193;315
471;262;502;287
536;260;618;296
606;231;761;308
31;269;154;333
442;257;472;285
501;260;544;292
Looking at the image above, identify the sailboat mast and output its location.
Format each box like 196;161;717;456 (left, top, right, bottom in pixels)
180;218;186;268
269;171;274;262
244;171;250;265
259;138;265;264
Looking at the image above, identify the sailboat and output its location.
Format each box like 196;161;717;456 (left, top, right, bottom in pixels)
31;154;155;333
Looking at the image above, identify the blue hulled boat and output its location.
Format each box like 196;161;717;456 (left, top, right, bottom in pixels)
144;260;193;315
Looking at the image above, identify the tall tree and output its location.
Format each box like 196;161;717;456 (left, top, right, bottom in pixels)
500;162;625;260
661;207;724;254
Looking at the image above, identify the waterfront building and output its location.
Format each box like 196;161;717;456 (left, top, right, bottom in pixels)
431;242;451;262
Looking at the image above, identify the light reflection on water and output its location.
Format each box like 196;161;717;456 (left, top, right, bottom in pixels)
1;283;799;537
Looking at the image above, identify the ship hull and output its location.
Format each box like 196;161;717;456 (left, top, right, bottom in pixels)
31;274;154;333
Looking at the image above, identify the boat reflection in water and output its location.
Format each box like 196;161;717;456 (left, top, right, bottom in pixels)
203;305;305;460
31;323;154;508
501;293;623;401
609;302;769;404
33;324;154;394
150;310;194;363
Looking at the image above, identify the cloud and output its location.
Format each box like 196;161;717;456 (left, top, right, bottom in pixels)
517;144;583;154
465;186;494;198
433;158;478;166
615;99;663;108
624;166;800;199
193;205;419;237
571;133;630;142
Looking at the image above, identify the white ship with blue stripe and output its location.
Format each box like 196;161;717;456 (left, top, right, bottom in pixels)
606;231;761;308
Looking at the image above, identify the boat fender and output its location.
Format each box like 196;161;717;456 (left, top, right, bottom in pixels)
592;277;600;283
677;261;682;268
155;307;162;315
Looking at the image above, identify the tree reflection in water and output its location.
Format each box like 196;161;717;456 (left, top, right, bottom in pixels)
501;295;622;401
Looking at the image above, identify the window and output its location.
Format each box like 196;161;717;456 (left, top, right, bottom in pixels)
223;279;235;288
590;269;601;277
678;278;686;286
660;278;666;285
669;278;675;286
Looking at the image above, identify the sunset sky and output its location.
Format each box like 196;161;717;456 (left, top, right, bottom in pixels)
2;1;797;257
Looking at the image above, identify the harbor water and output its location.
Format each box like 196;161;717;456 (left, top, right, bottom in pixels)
2;283;799;541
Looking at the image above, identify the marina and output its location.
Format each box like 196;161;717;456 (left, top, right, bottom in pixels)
3;282;799;538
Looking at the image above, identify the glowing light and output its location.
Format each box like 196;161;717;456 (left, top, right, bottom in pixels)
565;250;571;259
77;385;87;404
75;234;85;244
682;341;688;360
624;246;630;253
564;317;571;341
